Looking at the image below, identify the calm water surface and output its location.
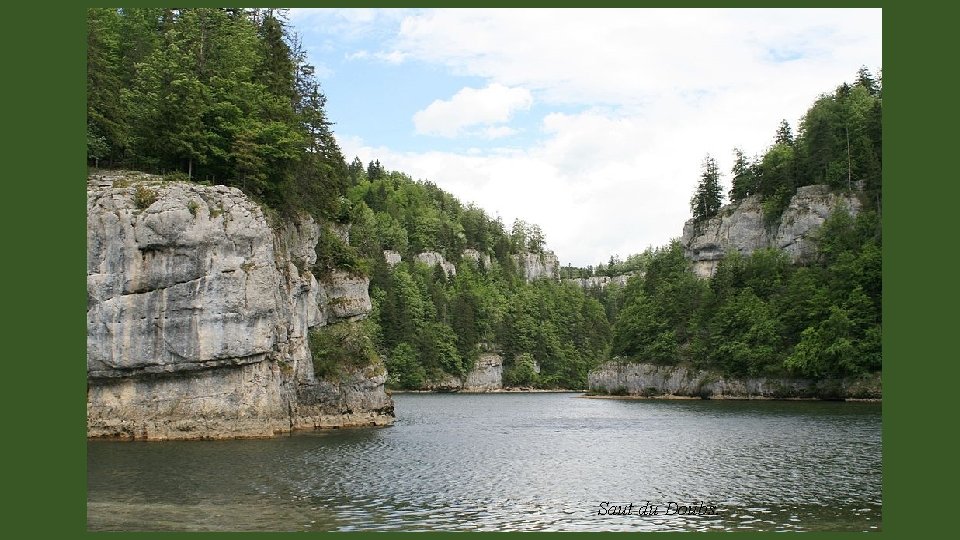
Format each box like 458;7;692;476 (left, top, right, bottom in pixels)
87;393;881;531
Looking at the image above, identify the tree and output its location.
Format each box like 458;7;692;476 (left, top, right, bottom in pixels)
87;8;126;166
367;159;385;180
855;65;879;97
774;119;794;146
510;219;528;252
690;154;723;222
527;224;545;253
729;147;757;202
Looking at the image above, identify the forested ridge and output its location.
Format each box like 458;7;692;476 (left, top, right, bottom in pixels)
583;69;882;380
88;8;881;389
87;8;610;390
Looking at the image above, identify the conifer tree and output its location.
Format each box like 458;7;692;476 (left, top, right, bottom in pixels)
690;155;723;222
729;148;757;202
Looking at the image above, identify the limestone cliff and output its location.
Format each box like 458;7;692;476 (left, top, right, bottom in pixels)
588;361;881;400
513;251;560;282
413;353;505;392
87;171;394;440
462;353;504;391
563;273;635;290
414;251;457;277
681;185;861;278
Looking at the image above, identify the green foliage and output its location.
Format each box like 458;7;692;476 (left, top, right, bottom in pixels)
132;184;158;210
385;342;426;389
720;68;882;218
93;18;882;390
187;199;200;217
704;288;782;376
314;225;369;278
308;321;380;380
614;166;881;380
761;186;792;226
729;147;758;202
87;8;349;221
348;165;608;390
504;353;540;387
690;155;723;223
611;242;706;365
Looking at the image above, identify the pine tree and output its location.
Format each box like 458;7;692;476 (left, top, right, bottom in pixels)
729;147;757;202
855;65;879;97
690;155;723;222
367;159;385;180
774;119;794;146
87;8;126;166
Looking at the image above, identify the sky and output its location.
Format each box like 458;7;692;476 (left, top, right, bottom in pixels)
289;8;882;267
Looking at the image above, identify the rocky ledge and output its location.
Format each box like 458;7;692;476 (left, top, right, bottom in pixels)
681;185;861;278
588;361;880;400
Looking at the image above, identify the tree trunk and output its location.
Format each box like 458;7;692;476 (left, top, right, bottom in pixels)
188;158;193;179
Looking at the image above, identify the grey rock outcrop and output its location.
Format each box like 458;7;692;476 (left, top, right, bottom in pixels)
408;352;505;392
681;185;861;278
422;373;463;392
588;361;881;400
563;273;635;290
513;251;559;282
383;250;402;267
462;353;503;391
320;271;372;321
415;251;457;277
461;248;491;269
87;175;393;439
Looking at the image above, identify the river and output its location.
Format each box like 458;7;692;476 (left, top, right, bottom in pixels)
87;392;881;531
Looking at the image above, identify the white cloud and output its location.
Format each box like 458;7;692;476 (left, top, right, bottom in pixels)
480;126;518;139
413;84;533;138
393;9;880;108
327;8;880;266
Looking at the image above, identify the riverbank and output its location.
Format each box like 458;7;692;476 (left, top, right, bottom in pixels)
388;388;584;395
587;362;881;400
580;393;881;402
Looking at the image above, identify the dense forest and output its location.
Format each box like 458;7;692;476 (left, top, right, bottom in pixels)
88;8;881;388
341;167;610;388
587;69;882;379
87;8;610;390
87;7;348;218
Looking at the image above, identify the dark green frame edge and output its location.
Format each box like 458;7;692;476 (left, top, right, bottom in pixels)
7;1;949;539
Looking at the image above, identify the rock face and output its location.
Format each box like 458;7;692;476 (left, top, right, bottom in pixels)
320;270;372;321
462;353;503;391
383;250;402;267
588;362;881;400
87;174;394;439
681;185;861;278
563;273;635;290
461;248;491;269
513;251;560;282
413;352;505;392
415;251;457;277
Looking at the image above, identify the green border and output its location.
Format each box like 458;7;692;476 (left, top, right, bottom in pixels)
12;2;948;539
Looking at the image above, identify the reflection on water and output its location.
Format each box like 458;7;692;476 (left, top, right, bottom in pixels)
88;393;881;531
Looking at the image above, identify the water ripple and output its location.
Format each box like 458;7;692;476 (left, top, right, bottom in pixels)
89;394;881;531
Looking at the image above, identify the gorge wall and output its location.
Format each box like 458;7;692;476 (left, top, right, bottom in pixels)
87;171;394;440
681;185;861;278
588;362;881;400
384;248;559;283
